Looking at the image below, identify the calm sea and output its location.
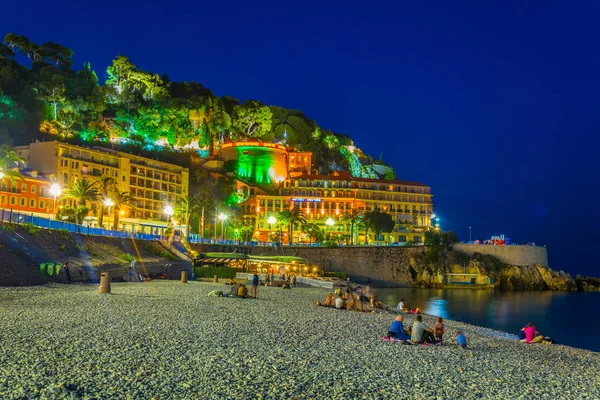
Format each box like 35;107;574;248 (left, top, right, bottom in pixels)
375;287;600;353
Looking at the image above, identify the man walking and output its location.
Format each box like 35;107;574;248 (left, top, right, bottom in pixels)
252;273;259;298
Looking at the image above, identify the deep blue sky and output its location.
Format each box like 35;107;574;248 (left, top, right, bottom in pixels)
4;1;599;275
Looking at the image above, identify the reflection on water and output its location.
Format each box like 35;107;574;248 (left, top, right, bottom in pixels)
375;287;600;352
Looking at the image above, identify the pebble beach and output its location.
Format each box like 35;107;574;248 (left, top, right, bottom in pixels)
0;281;599;399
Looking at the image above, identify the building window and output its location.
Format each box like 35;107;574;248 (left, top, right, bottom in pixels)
40;200;45;209
20;198;25;206
10;196;16;205
21;183;27;191
0;195;5;205
414;236;422;243
398;235;406;242
31;185;36;193
29;199;36;208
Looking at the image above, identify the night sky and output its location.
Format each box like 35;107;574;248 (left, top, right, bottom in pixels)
4;1;599;275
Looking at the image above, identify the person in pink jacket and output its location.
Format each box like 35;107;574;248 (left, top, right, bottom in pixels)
520;322;544;344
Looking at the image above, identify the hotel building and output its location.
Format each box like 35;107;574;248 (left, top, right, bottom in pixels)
241;170;434;245
15;141;189;234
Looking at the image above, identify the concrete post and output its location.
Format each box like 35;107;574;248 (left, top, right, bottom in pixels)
98;272;111;294
181;271;188;283
213;275;218;283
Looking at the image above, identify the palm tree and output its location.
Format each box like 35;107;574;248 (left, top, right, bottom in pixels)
61;178;98;224
359;214;375;245
0;145;25;187
340;209;362;245
96;175;115;228
174;194;198;238
111;190;137;231
277;207;306;246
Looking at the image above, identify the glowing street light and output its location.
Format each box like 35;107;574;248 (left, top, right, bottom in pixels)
164;205;174;217
0;169;4;180
218;213;227;241
104;198;114;229
325;218;335;227
50;184;61;218
267;215;277;243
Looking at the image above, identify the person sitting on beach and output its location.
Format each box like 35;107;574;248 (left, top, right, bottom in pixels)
345;293;356;311
230;282;240;296
225;278;236;285
520;322;544;344
384;315;410;342
317;293;334;307
411;315;435;344
237;284;249;298
282;280;291;289
410;307;423;315
335;287;342;296
369;296;386;310
335;294;345;309
434;317;445;343
356;293;364;312
456;330;467;349
396;298;406;311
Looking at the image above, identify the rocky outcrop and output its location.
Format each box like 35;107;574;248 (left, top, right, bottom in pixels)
575;277;600;292
496;265;577;291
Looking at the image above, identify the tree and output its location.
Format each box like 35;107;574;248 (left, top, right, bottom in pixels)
340;209;362;245
301;223;324;244
38;66;65;120
174;194;199;238
61;178;99;224
96;175;115;228
38;42;74;67
364;210;395;244
3;33;35;60
111;190;136;230
0;145;25;186
0;44;14;60
277;207;306;245
232;100;272;139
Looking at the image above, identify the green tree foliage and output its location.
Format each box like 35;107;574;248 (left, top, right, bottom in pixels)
301;223;325;244
277;207;306;245
424;229;459;246
363;210;395;243
340;209;362;245
232;100;273;139
0;145;25;186
174;194;199;237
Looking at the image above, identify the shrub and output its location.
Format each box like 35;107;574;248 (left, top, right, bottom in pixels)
193;266;238;279
24;223;40;236
121;253;134;262
58;244;66;252
160;250;176;261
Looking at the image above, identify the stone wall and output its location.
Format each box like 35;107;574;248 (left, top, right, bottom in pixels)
452;244;548;267
191;244;426;284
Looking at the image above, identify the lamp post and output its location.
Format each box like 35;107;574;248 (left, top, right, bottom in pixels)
164;205;174;238
326;217;335;239
469;226;472;243
268;215;276;243
218;213;227;241
50;184;61;219
104;198;114;229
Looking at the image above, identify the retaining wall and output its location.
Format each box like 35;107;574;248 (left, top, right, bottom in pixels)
452;244;548;267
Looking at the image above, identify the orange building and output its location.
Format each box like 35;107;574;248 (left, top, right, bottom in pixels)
241;171;433;245
0;169;56;216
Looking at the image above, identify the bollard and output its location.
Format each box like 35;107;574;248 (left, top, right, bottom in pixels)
181;271;188;283
213;274;218;283
98;272;111;294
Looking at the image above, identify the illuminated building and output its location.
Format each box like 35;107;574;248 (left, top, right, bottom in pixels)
219;140;312;183
15;141;189;234
241;170;434;245
0;169;56;216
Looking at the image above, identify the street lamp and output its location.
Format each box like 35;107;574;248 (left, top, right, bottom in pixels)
218;213;227;241
164;205;174;239
104;198;114;229
268;215;276;242
50;184;61;218
326;217;335;238
469;226;472;243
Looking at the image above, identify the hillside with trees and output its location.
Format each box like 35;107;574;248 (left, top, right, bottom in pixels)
0;33;395;178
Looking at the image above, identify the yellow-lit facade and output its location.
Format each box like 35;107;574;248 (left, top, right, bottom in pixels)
16;141;189;234
241;171;433;245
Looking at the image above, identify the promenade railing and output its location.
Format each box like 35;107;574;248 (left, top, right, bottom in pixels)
0;209;164;241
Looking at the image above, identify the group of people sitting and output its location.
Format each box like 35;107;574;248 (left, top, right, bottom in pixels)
208;281;252;298
519;322;555;344
396;298;423;315
316;286;388;312
383;315;467;347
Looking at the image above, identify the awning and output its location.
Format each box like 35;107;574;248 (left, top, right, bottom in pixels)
198;258;246;263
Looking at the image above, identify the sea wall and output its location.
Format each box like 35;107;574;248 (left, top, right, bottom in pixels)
191;244;425;284
452;244;548;267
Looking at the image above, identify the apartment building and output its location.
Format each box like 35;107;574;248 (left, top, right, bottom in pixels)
16;141;189;234
241;171;433;244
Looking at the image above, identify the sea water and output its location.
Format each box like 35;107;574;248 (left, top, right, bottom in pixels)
375;287;600;352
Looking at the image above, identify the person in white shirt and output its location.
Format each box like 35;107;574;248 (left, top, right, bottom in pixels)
397;298;406;311
335;295;345;309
